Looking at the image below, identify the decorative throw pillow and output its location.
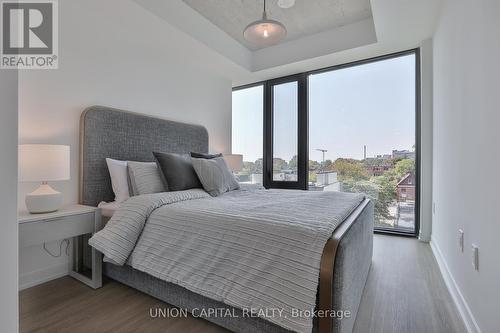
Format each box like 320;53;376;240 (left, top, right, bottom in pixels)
190;152;223;159
153;152;202;191
105;158;130;203
127;161;166;196
191;156;240;197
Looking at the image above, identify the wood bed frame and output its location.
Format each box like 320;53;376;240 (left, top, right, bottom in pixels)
318;198;371;333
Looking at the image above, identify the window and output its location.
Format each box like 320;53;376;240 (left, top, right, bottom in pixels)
308;52;418;234
264;74;308;189
232;50;420;236
272;81;298;181
231;85;264;185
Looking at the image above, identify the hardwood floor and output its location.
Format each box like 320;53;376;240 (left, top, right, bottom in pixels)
20;235;466;333
352;235;465;333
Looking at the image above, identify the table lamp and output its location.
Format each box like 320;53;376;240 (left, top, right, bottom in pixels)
223;154;243;173
19;144;70;213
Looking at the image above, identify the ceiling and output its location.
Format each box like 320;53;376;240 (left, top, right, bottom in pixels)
182;0;372;51
134;0;443;84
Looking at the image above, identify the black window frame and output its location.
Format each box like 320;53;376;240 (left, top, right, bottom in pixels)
232;48;421;237
231;83;266;186
264;73;308;190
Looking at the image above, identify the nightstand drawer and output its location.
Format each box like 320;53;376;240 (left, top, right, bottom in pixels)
19;212;95;248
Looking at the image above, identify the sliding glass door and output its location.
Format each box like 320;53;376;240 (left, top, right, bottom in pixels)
232;49;420;236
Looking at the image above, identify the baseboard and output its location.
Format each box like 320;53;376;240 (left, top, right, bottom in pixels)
19;262;70;290
430;240;481;333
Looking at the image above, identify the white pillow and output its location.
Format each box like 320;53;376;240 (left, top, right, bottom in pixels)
105;158;130;203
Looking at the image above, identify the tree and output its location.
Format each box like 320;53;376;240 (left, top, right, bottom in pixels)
337;158;415;224
309;171;317;183
308;160;320;171
322;159;334;171
254;158;263;174
241;161;255;175
372;175;398;221
331;158;369;181
369;158;416;222
240;158;264;175
363;157;395;168
395;158;415;176
288;155;298;170
273;158;288;171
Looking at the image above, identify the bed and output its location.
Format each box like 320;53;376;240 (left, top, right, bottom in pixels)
79;105;373;333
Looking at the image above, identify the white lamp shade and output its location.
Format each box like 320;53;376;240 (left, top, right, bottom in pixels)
244;19;287;47
19;144;70;182
224;154;244;173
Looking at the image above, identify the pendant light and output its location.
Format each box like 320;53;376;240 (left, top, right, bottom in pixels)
243;0;287;47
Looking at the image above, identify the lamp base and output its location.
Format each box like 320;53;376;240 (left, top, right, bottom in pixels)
26;183;63;214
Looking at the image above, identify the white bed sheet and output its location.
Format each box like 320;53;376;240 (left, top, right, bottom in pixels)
97;201;121;217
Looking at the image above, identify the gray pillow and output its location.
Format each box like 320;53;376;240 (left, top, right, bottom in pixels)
191;156;240;197
127;161;166;196
153;152;202;191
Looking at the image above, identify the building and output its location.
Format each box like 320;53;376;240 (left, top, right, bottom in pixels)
273;170;297;182
392;150;416;159
366;165;392;176
309;171;341;191
396;173;416;202
251;173;263;184
375;154;392;160
364;157;394;176
365;163;393;176
316;171;338;186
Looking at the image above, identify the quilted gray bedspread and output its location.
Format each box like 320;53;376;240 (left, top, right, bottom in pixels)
89;187;364;333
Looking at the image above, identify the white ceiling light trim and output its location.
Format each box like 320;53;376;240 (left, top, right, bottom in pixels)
243;0;287;47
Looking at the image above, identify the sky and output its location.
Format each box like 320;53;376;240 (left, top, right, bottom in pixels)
232;54;416;163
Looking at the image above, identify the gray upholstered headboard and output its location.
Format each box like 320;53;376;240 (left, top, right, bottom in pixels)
79;106;209;207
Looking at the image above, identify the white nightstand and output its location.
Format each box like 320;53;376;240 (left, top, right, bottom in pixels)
19;204;103;289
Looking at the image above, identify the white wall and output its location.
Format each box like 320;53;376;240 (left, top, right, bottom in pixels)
18;0;233;288
0;70;19;331
432;1;500;332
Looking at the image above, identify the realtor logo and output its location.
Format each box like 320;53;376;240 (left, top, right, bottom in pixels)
1;0;58;69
